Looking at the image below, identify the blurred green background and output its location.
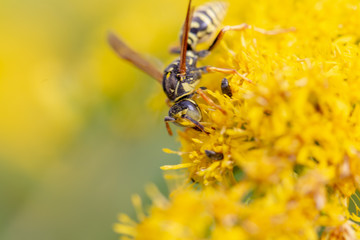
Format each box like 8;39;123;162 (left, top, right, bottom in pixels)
0;0;190;239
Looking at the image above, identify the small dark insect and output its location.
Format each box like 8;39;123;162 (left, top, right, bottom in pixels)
221;78;232;98
108;0;294;135
205;150;224;160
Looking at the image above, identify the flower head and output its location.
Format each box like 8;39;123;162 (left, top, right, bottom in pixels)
116;0;360;239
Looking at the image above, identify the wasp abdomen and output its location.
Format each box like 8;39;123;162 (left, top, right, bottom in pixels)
184;1;228;50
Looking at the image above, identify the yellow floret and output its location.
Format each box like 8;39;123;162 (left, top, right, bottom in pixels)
116;0;360;239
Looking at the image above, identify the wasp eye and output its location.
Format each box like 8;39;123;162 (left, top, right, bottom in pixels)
173;105;181;112
168;103;183;117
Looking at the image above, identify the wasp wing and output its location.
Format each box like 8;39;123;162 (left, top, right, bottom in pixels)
107;31;163;83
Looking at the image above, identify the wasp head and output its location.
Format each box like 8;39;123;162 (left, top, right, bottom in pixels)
167;99;201;127
164;98;207;135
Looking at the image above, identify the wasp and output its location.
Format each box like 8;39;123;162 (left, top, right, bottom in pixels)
108;0;293;135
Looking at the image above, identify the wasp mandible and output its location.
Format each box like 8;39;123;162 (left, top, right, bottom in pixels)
108;0;294;135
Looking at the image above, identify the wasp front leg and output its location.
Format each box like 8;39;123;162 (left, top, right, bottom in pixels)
182;114;209;135
196;88;227;115
195;79;232;115
164;115;206;136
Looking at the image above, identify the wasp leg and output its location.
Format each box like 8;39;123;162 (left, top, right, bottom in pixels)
205;150;224;160
196;88;226;115
169;46;210;58
194;50;210;58
182;115;209;135
169;47;210;59
221;78;232;98
165;98;172;107
169;45;181;54
208;23;295;51
204;66;252;84
164;116;175;136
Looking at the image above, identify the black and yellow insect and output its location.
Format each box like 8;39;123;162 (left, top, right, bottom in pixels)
108;0;293;135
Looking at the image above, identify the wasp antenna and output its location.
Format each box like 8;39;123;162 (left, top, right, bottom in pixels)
164;116;176;136
179;0;193;77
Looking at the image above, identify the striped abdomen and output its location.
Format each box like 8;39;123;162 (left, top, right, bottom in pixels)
181;1;228;51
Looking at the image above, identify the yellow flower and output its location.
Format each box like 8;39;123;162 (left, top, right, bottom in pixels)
115;0;360;239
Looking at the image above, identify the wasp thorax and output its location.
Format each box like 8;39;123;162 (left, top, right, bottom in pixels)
162;70;180;101
162;51;202;102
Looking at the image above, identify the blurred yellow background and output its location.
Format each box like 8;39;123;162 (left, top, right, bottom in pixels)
0;0;188;239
